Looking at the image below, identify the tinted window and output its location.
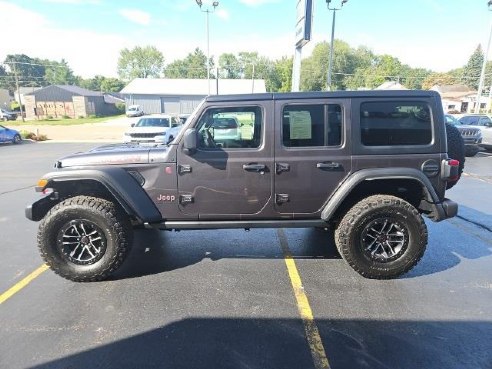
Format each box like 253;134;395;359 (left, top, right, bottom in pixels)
360;102;432;146
282;104;342;147
196;106;262;149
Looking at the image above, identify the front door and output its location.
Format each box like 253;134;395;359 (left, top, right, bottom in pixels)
177;102;273;219
274;99;352;216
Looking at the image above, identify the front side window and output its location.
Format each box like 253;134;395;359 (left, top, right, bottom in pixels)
196;106;262;149
282;104;342;147
360;101;432;146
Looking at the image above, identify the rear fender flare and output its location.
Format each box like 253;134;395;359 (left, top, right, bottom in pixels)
321;168;441;221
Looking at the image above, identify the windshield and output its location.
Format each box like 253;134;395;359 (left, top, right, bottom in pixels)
135;118;170;127
459;116;481;125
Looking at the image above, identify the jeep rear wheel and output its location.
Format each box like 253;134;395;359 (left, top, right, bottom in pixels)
335;195;427;279
38;196;133;282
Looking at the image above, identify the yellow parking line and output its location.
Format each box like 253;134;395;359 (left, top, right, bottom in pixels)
0;264;49;305
277;229;331;369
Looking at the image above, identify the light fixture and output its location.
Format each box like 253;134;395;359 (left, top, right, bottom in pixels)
196;0;203;8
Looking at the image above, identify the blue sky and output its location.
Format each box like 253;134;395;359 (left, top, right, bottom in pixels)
1;0;491;78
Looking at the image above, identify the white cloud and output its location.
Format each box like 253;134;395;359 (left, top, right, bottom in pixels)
240;0;279;6
42;0;100;4
118;8;151;26
216;9;230;21
0;1;129;78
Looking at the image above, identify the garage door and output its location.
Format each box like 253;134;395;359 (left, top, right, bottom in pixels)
161;97;180;114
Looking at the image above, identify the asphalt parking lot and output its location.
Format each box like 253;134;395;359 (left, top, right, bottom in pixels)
0;142;491;369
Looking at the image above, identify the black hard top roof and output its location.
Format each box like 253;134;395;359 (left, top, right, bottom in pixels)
205;90;439;102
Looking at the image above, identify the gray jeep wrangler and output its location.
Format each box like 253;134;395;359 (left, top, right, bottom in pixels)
26;91;463;282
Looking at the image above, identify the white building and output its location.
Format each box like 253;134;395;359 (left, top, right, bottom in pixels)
431;84;479;113
120;78;267;115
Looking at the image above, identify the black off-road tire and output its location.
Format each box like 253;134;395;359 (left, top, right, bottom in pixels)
38;196;133;282
334;195;428;279
445;123;465;189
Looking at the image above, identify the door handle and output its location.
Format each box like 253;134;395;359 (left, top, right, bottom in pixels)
243;163;266;172
316;162;342;170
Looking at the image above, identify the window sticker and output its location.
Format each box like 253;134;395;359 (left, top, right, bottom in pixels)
289;111;312;139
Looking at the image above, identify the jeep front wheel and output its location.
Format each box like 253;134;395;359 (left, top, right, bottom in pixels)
38;196;133;282
335;195;427;279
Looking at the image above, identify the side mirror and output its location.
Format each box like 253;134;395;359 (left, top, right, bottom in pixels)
131;123;135;127
183;128;197;155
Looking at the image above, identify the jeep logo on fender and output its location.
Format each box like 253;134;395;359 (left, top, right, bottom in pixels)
157;194;176;202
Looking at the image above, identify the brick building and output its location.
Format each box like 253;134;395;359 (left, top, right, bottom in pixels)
24;85;120;119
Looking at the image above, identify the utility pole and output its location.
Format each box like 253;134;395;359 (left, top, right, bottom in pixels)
196;0;219;95
475;0;492;113
326;0;349;91
12;62;25;122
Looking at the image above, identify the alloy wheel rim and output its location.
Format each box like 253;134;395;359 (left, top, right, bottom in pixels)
57;220;107;265
361;217;408;262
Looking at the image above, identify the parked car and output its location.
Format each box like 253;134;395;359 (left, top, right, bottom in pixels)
125;105;144;117
445;114;482;156
210;117;242;142
0;108;17;121
0;125;22;144
123;114;178;144
178;114;190;124
155;122;185;144
458;114;492;150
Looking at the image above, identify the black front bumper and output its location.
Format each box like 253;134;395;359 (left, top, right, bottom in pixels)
25;195;57;221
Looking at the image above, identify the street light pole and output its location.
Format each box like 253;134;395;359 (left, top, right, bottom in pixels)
475;1;492;113
196;0;219;95
326;0;348;91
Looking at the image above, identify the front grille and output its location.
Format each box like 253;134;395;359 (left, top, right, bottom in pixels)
130;133;158;138
458;128;480;137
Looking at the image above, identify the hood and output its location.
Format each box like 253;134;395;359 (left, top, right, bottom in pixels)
55;143;166;168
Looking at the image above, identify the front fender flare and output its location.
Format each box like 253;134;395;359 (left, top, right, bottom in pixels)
29;167;162;223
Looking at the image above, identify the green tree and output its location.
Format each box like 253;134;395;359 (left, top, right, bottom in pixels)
44;59;77;85
421;72;456;90
218;53;240;79
80;75;106;91
300;40;370;91
269;56;293;92
165;48;210;79
462;44;484;89
117;46;165;80
100;78;126;92
4;54;46;89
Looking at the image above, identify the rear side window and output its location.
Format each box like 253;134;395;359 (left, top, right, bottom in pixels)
360;102;432;146
282;104;342;147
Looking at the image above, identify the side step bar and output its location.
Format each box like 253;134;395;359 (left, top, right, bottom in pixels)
145;219;327;231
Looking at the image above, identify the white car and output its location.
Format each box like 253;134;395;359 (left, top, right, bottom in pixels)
125;105;144;117
123;114;179;144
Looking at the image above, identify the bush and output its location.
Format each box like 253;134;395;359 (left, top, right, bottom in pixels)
115;102;126;114
19;130;48;141
447;110;460;115
62;115;71;119
10;101;20;111
46;115;54;120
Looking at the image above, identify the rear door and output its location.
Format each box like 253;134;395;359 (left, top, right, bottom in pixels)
177;101;273;219
274;99;352;216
